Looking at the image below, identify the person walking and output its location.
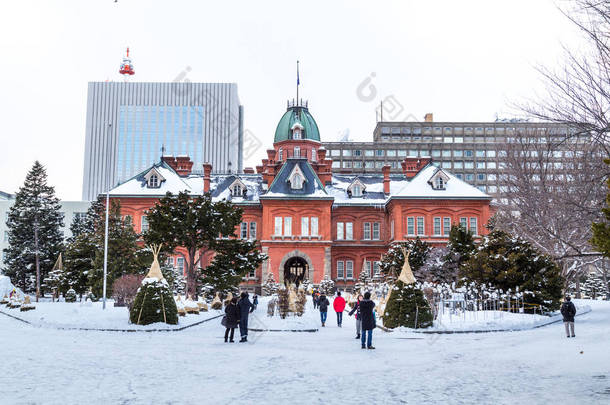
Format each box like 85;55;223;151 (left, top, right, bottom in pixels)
359;291;376;349
223;297;240;343
349;294;363;339
252;294;259;310
318;293;330;327
333;291;346;327
237;291;255;342
312;291;319;309
561;295;576;338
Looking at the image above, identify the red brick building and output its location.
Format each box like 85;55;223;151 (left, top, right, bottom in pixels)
108;101;493;292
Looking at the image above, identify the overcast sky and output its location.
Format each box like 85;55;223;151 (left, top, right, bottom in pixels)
0;0;582;200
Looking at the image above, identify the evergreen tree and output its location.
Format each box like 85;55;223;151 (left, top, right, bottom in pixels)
3;161;64;295
88;200;140;299
459;229;564;312
383;280;434;329
380;238;430;282
144;191;245;297
445;225;476;267
199;239;265;295
129;278;178;325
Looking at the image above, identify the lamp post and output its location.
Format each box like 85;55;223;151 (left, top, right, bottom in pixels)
102;123;112;309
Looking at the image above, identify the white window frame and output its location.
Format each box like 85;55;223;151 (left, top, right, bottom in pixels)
469;217;478;235
407;217;415;236
301;216;309;237
249;222;257;240
284;217;292;236
459;217;467;230
294;146;301;158
274;217;282;236
443;217;451;236
141;215;149;233
337;261;345;279
433;217;441;236
311;217;319;236
373;222;380;240
346;260;354;279
240;222;248;239
345;222;353;240
337;222;344;240
363;222;371;240
391;220;395;239
417;217;425;236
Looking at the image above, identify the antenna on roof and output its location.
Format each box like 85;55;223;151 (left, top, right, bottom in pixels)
296;60;300;105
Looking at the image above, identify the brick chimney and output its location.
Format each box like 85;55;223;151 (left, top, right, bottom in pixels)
267;149;276;162
424;113;433;122
382;165;391;194
243;167;255;174
203;163;212;193
401;157;431;179
317;147;327;162
163;155;194;177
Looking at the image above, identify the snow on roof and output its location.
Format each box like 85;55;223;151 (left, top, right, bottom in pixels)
393;165;490;199
108;161;488;205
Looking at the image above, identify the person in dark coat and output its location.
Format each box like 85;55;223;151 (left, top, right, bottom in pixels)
237;291;255;342
318;293;330;327
312;291;319;309
252;294;259;310
560;295;576;338
359;291;376;349
349;294;363;339
224;297;240;342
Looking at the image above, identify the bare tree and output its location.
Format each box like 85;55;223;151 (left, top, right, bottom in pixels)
522;0;610;154
494;133;609;287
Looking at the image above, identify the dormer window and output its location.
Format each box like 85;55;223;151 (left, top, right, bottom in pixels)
143;167;165;189
347;178;366;198
428;169;450;190
229;178;247;197
291;122;304;140
287;164;306;190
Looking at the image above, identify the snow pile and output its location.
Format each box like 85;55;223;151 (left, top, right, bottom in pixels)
0;275;24;301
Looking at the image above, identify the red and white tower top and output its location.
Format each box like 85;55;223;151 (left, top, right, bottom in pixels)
119;47;135;76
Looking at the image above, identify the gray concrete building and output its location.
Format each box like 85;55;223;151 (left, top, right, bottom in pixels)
82;82;243;200
323;114;580;195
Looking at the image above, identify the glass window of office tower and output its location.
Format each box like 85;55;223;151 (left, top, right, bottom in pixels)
408;150;418;157
443;137;453;143
420;149;430;156
343;161;352;168
442;150;451;157
487;162;497;169
331;150;340;157
454;161;463;169
391;128;400;134
488;174;496;181
402;127;411;134
381;127;390;134
464;150;473;157
465;161;474;169
465;174;474;181
487;150;496;158
476;162;485;169
442;162;451;169
354;161;363;168
365;150;374;156
332;161;340;168
387;150;396;157
454;150;463;157
353;150;362;156
455;173;463;180
342;150;352;156
375;161;384;168
376;150;384;156
117;105;203;182
454;137;464;143
365;161;374;168
432;150;441;157
398;150;407;157
413;127;422;135
477;173;486;181
476;150;485;157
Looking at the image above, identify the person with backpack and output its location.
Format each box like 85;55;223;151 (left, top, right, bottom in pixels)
359;291;376;349
312;291;319;309
223;297;240;343
237;291;255;342
349;294;363;339
560;295;577;338
318;293;330;327
333;291;346;327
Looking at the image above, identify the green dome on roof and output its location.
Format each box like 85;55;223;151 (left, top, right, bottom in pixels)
274;103;320;143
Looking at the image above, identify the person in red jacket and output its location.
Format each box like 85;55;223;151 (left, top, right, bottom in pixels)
333;291;346;327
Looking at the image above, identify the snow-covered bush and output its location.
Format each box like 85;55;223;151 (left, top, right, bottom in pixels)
129;278;178;325
383;281;433;329
64;288;77;303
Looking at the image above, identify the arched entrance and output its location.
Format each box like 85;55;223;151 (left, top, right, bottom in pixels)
283;256;308;287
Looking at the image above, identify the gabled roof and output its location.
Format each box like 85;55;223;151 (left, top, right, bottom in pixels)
262;158;330;199
392;164;490;199
109;160;193;197
210;174;264;204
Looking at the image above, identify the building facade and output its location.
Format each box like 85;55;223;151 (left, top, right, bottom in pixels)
82;82;243;200
107;102;493;293
323;115;581;195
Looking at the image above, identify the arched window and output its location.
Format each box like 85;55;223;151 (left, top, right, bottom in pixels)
294;146;301;158
149;174;158;188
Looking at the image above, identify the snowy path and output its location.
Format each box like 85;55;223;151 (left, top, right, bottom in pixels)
1;300;609;404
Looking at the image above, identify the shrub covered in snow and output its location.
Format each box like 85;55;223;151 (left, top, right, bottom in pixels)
383;281;433;329
64;288;77;303
129;278;178;325
319;275;335;295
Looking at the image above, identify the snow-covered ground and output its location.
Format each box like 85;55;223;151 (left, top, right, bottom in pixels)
0;300;222;330
1;299;609;404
